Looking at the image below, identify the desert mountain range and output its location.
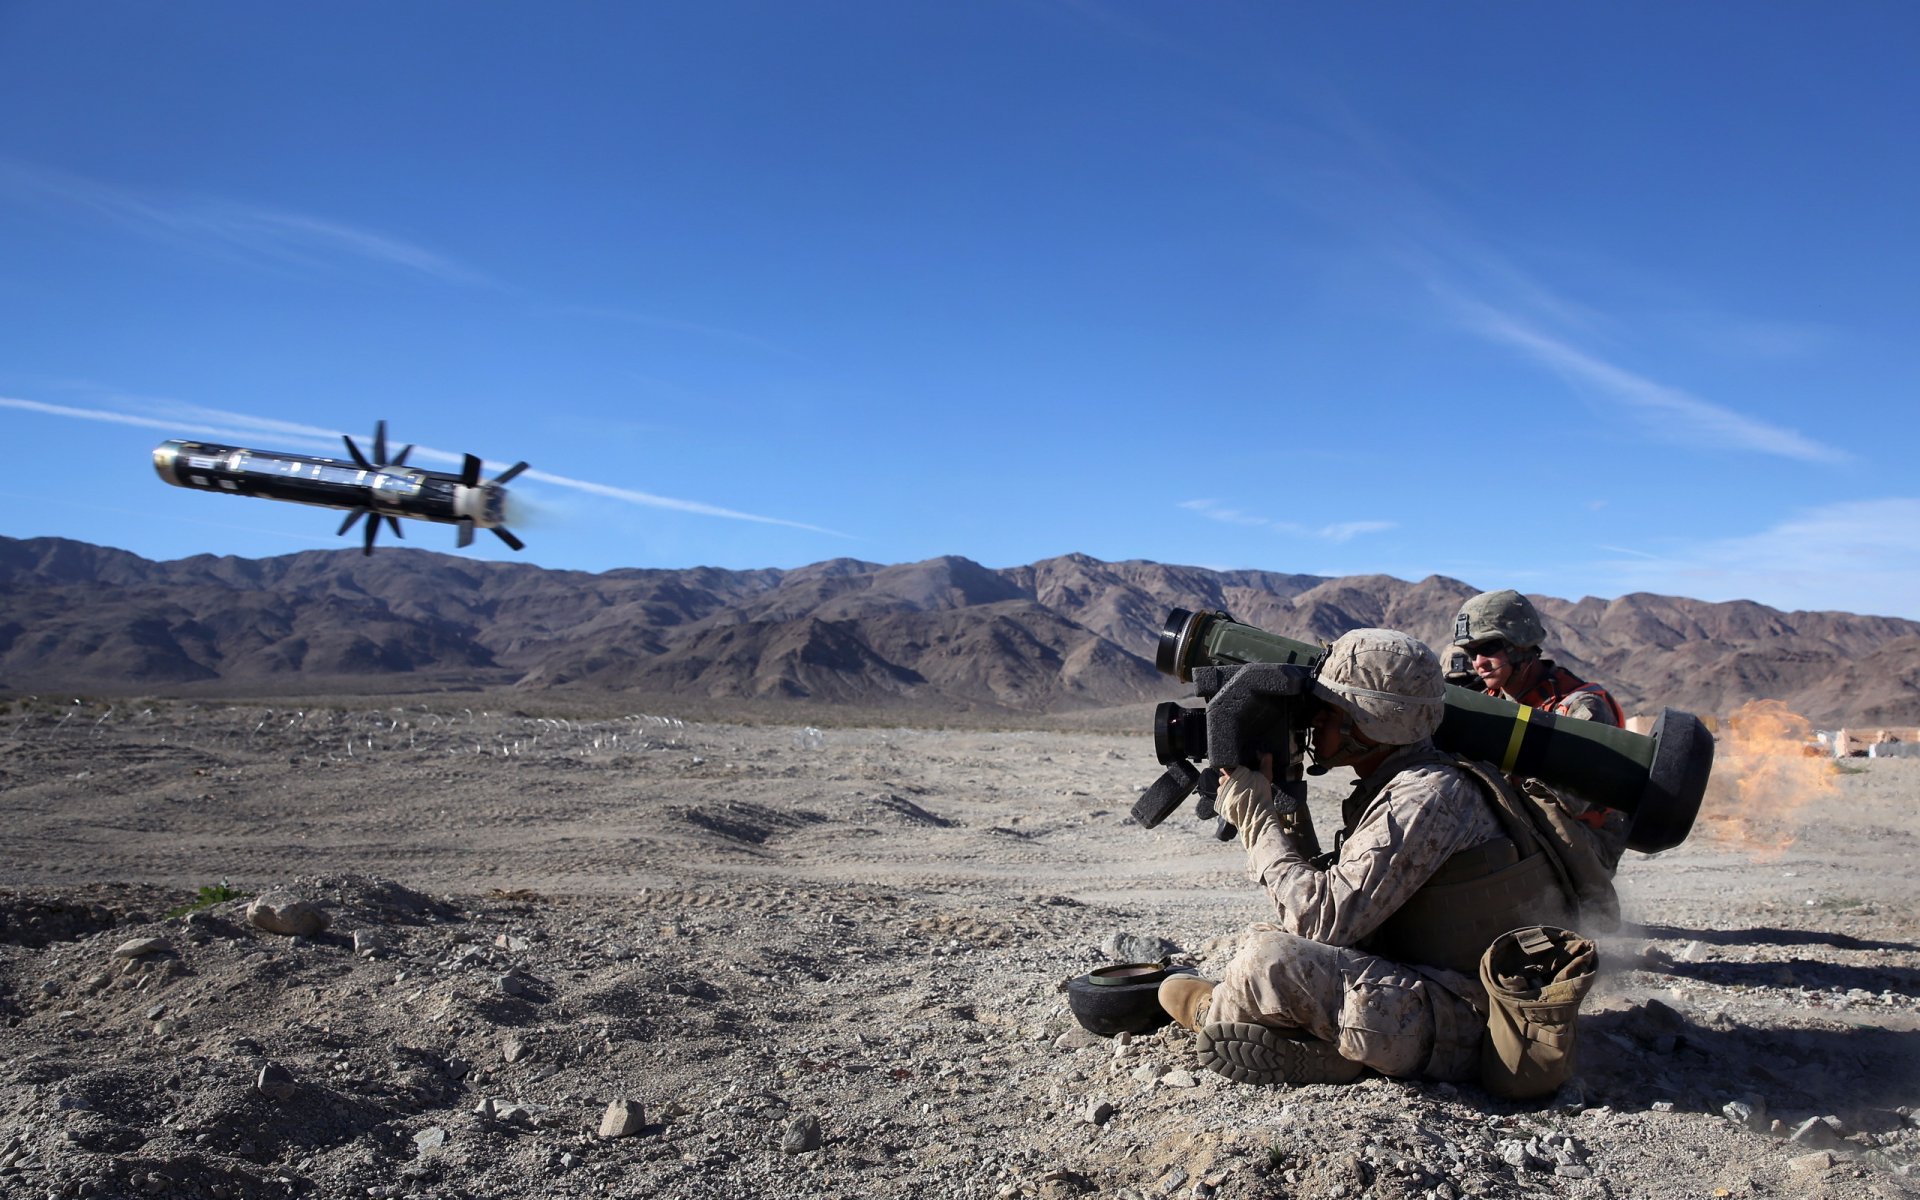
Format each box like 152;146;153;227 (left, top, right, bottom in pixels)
3;535;1916;726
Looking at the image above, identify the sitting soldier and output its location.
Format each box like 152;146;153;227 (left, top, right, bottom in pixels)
1159;629;1583;1086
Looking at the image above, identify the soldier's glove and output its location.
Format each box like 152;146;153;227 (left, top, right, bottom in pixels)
1215;765;1293;853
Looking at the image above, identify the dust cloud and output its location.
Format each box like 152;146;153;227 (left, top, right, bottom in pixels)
1697;699;1840;860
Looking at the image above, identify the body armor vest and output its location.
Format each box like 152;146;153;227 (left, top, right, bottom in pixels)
1360;758;1579;976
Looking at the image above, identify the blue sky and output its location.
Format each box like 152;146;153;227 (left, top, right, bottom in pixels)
3;3;1917;618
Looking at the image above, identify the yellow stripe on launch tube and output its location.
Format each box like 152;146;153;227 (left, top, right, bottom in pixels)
1500;705;1534;773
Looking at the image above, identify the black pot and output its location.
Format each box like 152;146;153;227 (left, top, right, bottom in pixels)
1065;962;1198;1038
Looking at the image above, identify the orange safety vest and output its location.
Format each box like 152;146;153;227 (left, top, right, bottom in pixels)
1512;662;1625;728
1510;664;1627;829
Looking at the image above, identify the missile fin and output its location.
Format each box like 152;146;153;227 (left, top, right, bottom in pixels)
373;421;389;466
457;519;475;548
492;461;528;485
343;436;374;470
362;517;379;555
460;454;482;488
391;443;414;467
492;526;526;551
338;509;365;536
385;515;404;539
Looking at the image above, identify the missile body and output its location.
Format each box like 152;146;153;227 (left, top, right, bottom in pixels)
152;423;527;554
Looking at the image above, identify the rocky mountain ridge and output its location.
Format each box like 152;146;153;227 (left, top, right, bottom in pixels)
2;535;1916;725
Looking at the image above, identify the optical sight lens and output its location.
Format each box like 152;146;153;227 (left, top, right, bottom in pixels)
1153;701;1206;765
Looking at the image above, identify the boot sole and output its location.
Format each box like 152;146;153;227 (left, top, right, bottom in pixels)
1196;1022;1366;1086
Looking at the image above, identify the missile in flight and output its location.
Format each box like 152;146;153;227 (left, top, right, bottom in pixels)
153;421;527;555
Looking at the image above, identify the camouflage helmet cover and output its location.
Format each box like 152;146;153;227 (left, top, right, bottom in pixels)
1311;628;1446;745
1453;589;1546;650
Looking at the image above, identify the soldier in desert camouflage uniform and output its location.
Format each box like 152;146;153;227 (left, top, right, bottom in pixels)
1158;628;1573;1086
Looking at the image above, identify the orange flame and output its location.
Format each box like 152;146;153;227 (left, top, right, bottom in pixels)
1696;700;1837;859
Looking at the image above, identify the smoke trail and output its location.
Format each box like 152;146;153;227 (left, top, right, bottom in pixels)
2;395;849;537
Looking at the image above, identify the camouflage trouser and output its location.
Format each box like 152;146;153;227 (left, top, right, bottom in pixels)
1212;927;1484;1081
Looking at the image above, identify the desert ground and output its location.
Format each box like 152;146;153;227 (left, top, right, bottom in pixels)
1;697;1916;1200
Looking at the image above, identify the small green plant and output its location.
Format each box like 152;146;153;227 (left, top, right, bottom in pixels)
1811;894;1871;913
1831;761;1869;776
165;881;250;919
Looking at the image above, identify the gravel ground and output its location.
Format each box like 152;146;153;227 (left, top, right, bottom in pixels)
0;698;1916;1200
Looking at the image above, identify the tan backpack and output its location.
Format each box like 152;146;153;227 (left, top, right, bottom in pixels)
1449;757;1620;928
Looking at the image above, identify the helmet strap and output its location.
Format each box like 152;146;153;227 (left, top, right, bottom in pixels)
1503;646;1545;695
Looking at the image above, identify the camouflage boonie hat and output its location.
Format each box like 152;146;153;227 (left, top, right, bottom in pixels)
1312;629;1446;745
1453;589;1546;650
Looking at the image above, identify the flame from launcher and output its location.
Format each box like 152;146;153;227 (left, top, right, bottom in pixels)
1696;699;1837;860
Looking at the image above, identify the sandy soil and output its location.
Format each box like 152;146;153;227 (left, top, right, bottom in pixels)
1;698;1916;1200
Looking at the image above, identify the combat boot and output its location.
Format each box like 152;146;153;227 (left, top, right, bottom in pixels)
1196;1022;1366;1086
1156;975;1217;1032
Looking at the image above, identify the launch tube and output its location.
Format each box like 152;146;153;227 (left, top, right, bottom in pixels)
1155;608;1713;853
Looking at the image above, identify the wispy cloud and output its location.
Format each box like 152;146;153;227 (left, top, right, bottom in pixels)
1318;520;1397;542
1180;498;1394;543
1232;97;1847;466
2;395;849;537
1448;297;1848;464
1660;311;1836;361
0;395;339;448
0;157;489;285
1177;499;1267;527
1593;498;1920;618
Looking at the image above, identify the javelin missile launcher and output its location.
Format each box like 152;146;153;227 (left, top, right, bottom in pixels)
1136;607;1714;854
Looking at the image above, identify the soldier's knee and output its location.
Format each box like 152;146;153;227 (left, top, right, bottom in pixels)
1237;927;1316;966
1211;929;1323;1024
1335;978;1436;1078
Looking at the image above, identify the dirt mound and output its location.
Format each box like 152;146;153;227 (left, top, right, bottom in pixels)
0;883;185;948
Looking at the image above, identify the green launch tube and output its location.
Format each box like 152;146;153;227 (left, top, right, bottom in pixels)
1154;609;1713;853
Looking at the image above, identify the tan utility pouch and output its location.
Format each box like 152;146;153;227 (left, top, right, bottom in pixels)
1479;926;1597;1100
